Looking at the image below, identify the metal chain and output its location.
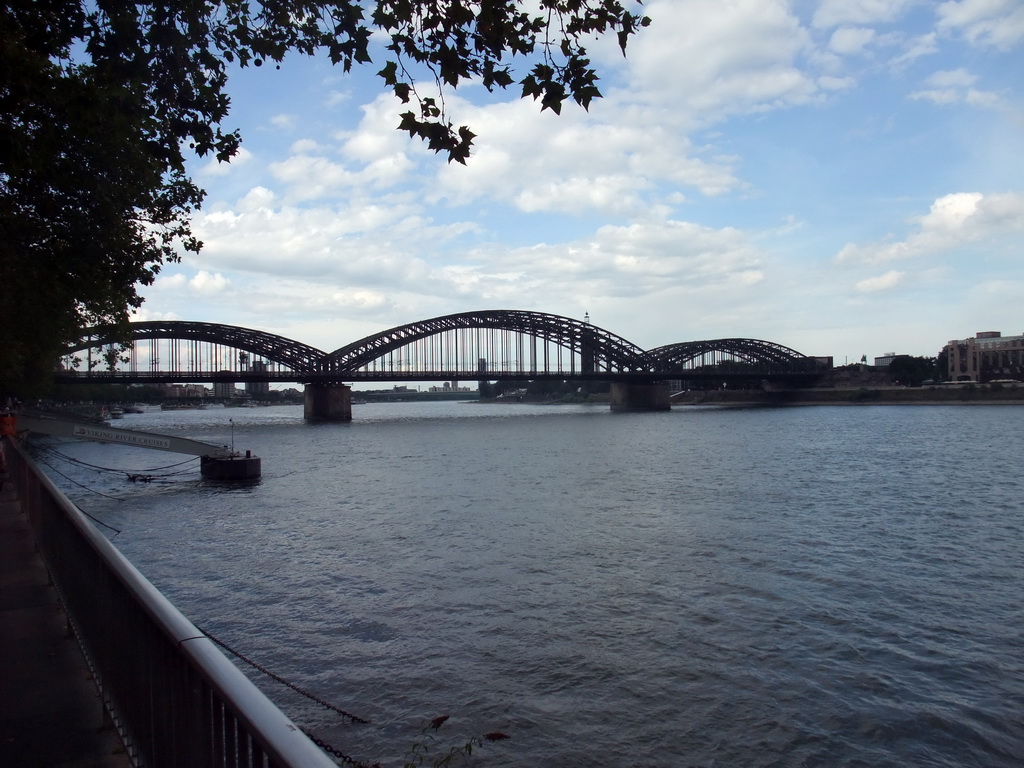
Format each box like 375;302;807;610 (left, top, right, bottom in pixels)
198;627;369;724
301;728;382;768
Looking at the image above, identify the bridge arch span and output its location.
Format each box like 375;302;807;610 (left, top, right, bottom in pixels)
325;310;647;376
57;317;825;389
67;321;327;375
644;338;817;373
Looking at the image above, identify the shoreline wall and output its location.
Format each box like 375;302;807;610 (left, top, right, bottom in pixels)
672;386;1024;406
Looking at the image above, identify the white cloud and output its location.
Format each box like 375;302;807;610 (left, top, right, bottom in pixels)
238;186;277;211
380;0;819;211
129;308;181;322
937;0;1024;50
270;114;296;130
189;190;480;308
483;219;766;301
813;0;916;28
289;138;321;154
830;27;877;55
198;147;253;177
154;273;187;290
269;154;358;200
259;96;424;202
908;68;1002;106
909;88;959;105
925;68;979;88
227;280;396;325
819;75;857;91
324;90;351;109
835;191;1024;265
184;186;767;326
964;89;1003;107
626;0;818;122
190;271;231;294
426;96;741;210
515;176;648;216
888;33;940;67
856;270;904;292
339;95;420;167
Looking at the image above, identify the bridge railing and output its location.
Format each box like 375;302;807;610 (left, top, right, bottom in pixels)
4;437;336;768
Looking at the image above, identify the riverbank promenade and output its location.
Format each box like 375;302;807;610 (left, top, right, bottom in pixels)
0;469;130;768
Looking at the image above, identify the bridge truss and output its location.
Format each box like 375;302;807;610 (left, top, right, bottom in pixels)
326;310;647;380
57;312;827;386
643;339;823;379
63;322;326;384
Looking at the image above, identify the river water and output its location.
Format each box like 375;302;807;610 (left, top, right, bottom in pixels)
32;402;1024;767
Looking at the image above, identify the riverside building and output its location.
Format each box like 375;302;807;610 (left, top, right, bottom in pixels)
944;331;1024;382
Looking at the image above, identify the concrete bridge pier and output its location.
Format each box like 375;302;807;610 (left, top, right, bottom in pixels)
304;383;352;421
610;382;671;411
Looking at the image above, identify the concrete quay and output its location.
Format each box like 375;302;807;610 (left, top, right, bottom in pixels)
0;469;130;768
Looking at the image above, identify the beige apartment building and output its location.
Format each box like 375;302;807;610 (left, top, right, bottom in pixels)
944;331;1024;382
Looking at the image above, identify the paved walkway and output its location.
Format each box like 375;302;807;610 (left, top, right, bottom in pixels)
0;468;131;768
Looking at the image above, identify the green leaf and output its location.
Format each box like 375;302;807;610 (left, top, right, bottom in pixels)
378;60;398;86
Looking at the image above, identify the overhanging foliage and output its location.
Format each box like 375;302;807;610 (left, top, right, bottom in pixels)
0;0;648;396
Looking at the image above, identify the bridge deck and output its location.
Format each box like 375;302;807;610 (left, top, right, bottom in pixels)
0;469;130;768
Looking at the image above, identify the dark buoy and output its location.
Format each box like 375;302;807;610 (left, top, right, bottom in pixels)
201;450;261;481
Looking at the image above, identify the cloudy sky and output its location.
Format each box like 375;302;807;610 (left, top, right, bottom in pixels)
137;0;1024;365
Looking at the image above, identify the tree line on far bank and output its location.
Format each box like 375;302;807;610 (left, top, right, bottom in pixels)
479;379;611;401
886;355;945;387
45;383;301;404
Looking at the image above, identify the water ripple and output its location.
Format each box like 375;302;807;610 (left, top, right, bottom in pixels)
45;403;1024;767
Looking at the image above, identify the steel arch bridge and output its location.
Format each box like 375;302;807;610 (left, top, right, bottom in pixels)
643;339;822;377
65;321;328;383
57;311;826;385
325;309;647;379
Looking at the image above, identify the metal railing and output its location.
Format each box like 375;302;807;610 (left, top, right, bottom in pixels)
5;437;337;768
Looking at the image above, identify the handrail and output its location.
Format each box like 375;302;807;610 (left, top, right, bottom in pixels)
5;437;337;768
